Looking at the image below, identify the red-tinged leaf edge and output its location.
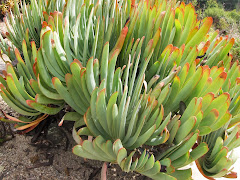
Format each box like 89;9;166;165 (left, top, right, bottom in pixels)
43;11;49;20
52;77;59;85
96;88;106;102
19;123;39;134
195;160;215;180
111;26;128;55
33;60;38;77
1;70;7;77
72;59;83;68
223;171;237;178
219;72;227;80
236;77;240;84
16;114;48;131
65;73;72;86
3;112;30;124
26;100;35;108
15;48;25;64
42;21;48;28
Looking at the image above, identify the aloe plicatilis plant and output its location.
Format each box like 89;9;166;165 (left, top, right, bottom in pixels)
0;0;239;179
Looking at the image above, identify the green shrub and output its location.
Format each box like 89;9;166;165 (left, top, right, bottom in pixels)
227;9;240;23
0;0;16;18
218;0;239;10
206;0;219;8
202;3;240;60
232;38;240;61
204;7;238;31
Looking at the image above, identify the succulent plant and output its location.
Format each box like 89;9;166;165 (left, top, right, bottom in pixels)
0;40;65;132
0;0;66;61
0;0;67;131
0;0;239;179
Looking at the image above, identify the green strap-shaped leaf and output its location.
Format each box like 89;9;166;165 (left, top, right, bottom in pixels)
168;132;198;161
52;77;84;114
170;169;192;180
65;74;88;113
106;49;120;98
86;57;96;93
96;88;109;133
171;152;190;168
129;125;156;149
183;17;212;59
106;92;118;136
38;75;62;100
35;94;64;105
26;100;64;115
0;90;40;116
175;116;196;144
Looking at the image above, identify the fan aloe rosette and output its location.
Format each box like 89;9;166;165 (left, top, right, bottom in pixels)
0;0;239;179
194;61;240;179
34;0;236;89
68;47;240;179
62;1;239;179
0;40;65;132
69;47;196;179
0;33;66;132
0;0;66;61
3;0;231;90
0;3;68;131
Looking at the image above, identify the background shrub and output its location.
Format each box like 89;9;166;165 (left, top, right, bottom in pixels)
185;0;240;60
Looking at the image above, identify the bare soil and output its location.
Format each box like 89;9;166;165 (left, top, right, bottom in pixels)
0;130;147;180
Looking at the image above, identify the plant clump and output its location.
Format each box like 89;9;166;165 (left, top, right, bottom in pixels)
0;0;239;179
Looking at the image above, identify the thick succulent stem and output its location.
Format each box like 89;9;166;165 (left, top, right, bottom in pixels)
101;162;108;180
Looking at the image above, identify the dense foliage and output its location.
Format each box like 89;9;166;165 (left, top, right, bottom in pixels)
0;0;239;179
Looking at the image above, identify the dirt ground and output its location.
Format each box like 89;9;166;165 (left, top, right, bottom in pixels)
0;127;147;180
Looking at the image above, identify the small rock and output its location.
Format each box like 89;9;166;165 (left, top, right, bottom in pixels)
0;59;5;75
0;165;4;173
